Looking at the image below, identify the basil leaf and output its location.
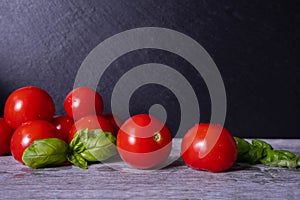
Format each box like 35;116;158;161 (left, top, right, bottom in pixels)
234;137;261;163
252;139;273;155
79;129;117;162
22;138;68;169
246;146;264;164
260;150;296;165
245;139;273;164
69;128;88;154
267;155;300;168
67;128;117;169
271;159;298;168
234;137;300;168
234;136;251;156
67;152;88;169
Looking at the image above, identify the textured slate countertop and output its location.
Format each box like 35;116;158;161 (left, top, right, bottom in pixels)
0;139;299;199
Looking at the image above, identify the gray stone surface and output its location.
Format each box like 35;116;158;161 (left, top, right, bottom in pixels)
0;139;299;199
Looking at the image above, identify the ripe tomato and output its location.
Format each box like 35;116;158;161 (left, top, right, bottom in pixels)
10;120;64;164
68;115;115;144
181;123;237;172
4;86;55;129
0;118;14;155
64;87;103;120
52;115;74;142
102;113;122;135
117;114;172;169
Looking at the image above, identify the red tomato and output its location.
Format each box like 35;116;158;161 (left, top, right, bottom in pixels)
52;115;74;142
10;120;64;164
102;113;122;135
181;123;237;172
0;118;14;155
117;114;172;169
4;86;55;129
68;115;115;144
64;87;103;120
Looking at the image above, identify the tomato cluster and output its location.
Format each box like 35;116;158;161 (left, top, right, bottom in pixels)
0;85;237;172
0;86;120;165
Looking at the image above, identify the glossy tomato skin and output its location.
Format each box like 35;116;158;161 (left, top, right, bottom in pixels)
0;118;14;155
181;123;237;172
4;86;55;129
64;87;103;120
10;120;64;164
117;114;172;169
52;115;74;142
68;115;115;144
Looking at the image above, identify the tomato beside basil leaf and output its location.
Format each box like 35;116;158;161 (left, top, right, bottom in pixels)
68;115;116;143
52;115;74;143
67;115;117;169
181;123;237;172
4;86;55;129
117;114;172;169
67;128;117;169
10;120;68;169
0;118;14;155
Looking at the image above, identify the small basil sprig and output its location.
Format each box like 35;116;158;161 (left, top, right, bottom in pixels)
234;137;299;168
22;138;69;169
67;128;117;169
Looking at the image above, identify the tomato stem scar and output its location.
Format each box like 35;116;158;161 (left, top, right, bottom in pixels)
153;132;161;142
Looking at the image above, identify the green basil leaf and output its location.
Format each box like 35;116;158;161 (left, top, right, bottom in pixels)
67;128;117;168
22;138;68;169
67;152;88;169
234;137;261;163
252;139;273;156
234;136;251;156
234;137;300;168
69;128;88;154
77;129;116;162
267;155;300;168
246;146;264;164
260;150;296;165
252;139;273;149
234;137;272;164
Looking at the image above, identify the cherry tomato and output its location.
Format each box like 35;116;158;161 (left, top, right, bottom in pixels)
64;87;103;120
68;115;115;144
10;120;64;164
4;86;55;129
52;115;74;142
0;118;14;155
117;114;172;169
102;113;122;135
181;123;237;172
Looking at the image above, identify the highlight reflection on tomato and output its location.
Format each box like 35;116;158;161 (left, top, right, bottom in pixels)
52;115;74;142
117;114;172;169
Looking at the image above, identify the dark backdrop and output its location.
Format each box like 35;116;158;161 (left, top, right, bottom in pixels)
0;0;299;138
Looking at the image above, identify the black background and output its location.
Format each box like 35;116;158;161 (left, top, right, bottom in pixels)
0;0;299;138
